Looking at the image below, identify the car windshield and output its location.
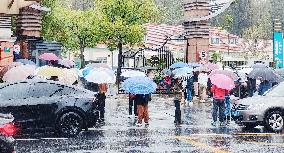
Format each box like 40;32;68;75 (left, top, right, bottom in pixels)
265;83;284;97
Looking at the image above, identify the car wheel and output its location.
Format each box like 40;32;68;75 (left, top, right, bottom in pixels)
57;112;83;137
265;110;284;132
243;123;257;129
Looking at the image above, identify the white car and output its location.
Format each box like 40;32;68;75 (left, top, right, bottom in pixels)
232;82;284;132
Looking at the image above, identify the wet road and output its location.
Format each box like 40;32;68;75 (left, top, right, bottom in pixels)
15;95;284;153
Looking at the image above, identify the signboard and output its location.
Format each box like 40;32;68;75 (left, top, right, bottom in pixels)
199;51;207;59
4;47;10;53
273;32;284;68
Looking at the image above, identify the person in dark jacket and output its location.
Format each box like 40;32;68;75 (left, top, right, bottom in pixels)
135;94;151;126
258;80;272;95
247;77;256;97
96;84;108;122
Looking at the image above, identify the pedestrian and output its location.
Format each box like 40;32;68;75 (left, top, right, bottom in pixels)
211;84;230;127
258;79;272;95
224;93;231;124
193;71;199;99
96;83;108;122
247;77;256;97
128;94;137;117
198;71;208;102
165;75;172;94
185;75;193;104
135;94;151;126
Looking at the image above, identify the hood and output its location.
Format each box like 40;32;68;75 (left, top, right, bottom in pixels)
236;96;269;105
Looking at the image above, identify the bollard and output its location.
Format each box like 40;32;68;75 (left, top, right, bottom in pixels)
174;98;181;124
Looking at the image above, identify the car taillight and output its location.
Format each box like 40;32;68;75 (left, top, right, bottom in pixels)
0;123;16;136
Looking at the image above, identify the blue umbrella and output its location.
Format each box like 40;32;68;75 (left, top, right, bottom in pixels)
173;67;193;78
122;76;157;94
16;59;35;65
170;62;189;69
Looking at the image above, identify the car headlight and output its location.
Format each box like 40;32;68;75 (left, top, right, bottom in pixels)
246;103;265;110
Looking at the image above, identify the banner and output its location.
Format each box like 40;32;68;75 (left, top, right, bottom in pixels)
273;32;283;68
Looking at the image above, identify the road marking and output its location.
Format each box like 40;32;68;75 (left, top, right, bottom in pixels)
174;136;230;153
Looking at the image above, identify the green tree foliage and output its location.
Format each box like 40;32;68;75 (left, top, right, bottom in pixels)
155;0;183;25
95;0;159;82
42;0;99;68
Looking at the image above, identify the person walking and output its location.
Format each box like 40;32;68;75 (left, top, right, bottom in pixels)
135;94;151;126
193;71;199;99
128;94;137;117
185;76;193;104
198;71;208;102
96;83;108;122
165;75;172;94
211;84;230;127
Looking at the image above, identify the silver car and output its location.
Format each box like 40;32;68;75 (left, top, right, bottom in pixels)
232;82;284;132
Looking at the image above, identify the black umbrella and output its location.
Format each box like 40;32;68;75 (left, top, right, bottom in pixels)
248;68;283;82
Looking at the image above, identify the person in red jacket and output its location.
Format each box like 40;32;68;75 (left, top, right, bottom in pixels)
211;85;230;127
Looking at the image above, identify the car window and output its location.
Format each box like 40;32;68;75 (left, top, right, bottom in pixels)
29;82;61;98
0;82;30;100
266;83;284;97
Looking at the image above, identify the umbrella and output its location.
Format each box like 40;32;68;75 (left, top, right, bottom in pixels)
82;67;95;78
0;62;23;77
251;63;267;69
85;68;115;84
188;62;201;67
162;69;172;76
139;66;157;70
36;66;63;77
122;76;157;94
205;63;219;71
86;63;111;69
2;65;36;82
39;53;59;61
209;74;235;90
209;69;238;80
248;68;283;82
173;67;193;78
193;66;210;72
58;59;75;68
121;70;146;78
16;59;36;65
58;68;78;85
170;62;189;69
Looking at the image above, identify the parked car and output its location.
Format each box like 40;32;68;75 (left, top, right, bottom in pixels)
232;82;284;132
0;113;16;153
0;80;98;137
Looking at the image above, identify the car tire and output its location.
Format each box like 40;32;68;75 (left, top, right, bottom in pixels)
57;112;83;137
243;123;257;129
265;110;284;132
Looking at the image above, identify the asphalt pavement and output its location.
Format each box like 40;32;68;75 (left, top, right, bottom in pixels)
15;95;284;153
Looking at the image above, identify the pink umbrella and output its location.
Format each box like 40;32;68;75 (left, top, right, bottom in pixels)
209;69;238;80
210;74;235;90
205;63;219;71
39;53;59;61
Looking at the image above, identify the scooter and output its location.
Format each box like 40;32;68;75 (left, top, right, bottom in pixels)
0;113;16;153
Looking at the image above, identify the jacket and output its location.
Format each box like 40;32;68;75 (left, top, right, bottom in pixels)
211;85;230;100
134;94;150;106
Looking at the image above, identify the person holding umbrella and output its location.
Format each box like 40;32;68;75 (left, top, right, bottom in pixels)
96;83;108;122
209;74;234;127
135;94;151;127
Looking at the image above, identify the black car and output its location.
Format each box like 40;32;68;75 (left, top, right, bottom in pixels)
0;80;98;137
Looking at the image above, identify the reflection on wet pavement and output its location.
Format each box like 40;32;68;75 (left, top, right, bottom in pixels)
15;95;284;153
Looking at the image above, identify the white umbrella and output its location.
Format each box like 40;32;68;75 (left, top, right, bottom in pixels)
85;68;115;84
3;65;36;82
121;70;146;78
58;68;78;85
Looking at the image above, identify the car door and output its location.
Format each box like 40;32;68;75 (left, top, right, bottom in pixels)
27;82;61;129
0;82;34;129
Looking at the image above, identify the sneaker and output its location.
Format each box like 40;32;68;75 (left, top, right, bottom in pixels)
145;123;149;127
211;121;217;127
220;122;226;127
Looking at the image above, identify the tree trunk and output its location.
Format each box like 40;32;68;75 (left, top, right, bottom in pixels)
80;38;85;68
116;42;123;84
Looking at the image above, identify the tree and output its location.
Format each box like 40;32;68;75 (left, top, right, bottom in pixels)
42;0;99;68
95;0;159;83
